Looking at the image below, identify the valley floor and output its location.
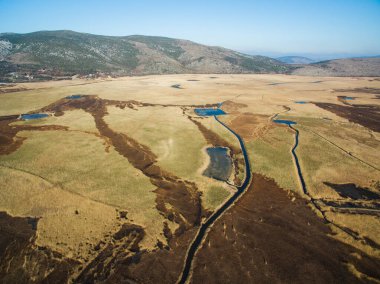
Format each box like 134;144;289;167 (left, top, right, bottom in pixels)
0;74;379;283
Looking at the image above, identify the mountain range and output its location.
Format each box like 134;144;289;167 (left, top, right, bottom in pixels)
276;56;315;64
0;30;379;81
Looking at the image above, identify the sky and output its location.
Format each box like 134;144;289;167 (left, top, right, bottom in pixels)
1;0;380;59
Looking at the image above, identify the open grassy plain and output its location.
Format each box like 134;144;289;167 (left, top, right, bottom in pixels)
0;74;379;283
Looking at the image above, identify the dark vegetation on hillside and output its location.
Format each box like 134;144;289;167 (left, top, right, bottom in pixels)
0;30;291;82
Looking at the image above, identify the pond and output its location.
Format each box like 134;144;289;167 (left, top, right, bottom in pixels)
66;95;82;99
21;113;49;120
195;108;226;116
295;101;308;104
273;119;296;125
338;95;356;100
269;82;286;86
203;147;232;181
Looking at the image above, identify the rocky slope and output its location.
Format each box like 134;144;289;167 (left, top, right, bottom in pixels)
277;56;315;64
0;30;290;81
1;30;379;81
292;57;380;76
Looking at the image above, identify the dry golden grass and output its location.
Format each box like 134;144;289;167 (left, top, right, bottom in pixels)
247;125;300;193
0;130;169;251
326;211;380;259
327;212;380;246
293;123;378;198
1;74;380;260
12;109;99;133
104;105;230;210
0;166;120;262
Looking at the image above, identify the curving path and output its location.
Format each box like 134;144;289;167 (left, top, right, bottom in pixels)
177;115;252;284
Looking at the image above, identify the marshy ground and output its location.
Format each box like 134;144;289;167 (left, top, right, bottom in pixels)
0;74;379;283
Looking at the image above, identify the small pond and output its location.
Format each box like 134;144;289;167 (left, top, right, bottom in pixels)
338;96;356;100
203;147;232;181
66;95;83;99
295;101;308;104
195;108;226;116
273;119;296;125
269;82;286;86
21;113;49;120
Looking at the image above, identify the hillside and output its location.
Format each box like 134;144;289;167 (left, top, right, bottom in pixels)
292;57;380;76
277;56;315;64
0;30;290;81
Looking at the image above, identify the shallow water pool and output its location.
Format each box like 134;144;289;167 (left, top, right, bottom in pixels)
195;108;226;116
21;113;49;120
203;147;232;181
66;95;82;99
273;119;296;125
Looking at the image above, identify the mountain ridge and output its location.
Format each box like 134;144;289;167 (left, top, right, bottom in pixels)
0;30;291;81
277;56;315;64
1;30;379;82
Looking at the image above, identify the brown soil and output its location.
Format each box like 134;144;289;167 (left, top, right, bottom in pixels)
76;223;146;283
191;174;380;283
0;87;27;94
337;95;356;105
220;100;248;113
187;116;241;155
77;227;199;283
0;115;68;155
1;95;211;283
0;212;78;283
227;112;271;142
335;87;380;94
314;102;380;132
40;95;206;232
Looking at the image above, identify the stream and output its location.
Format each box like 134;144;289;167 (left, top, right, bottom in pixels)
288;125;308;194
273;110;367;243
177;113;252;284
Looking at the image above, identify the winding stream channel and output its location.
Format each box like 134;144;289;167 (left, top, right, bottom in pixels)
288;125;308;194
177;114;252;284
273;110;373;244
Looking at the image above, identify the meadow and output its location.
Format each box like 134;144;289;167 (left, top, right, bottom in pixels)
0;74;379;272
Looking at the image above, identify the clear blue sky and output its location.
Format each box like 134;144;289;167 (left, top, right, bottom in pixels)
1;0;379;57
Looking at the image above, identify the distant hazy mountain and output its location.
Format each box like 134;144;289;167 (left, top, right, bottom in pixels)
0;30;290;81
277;56;315;64
292;57;380;76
